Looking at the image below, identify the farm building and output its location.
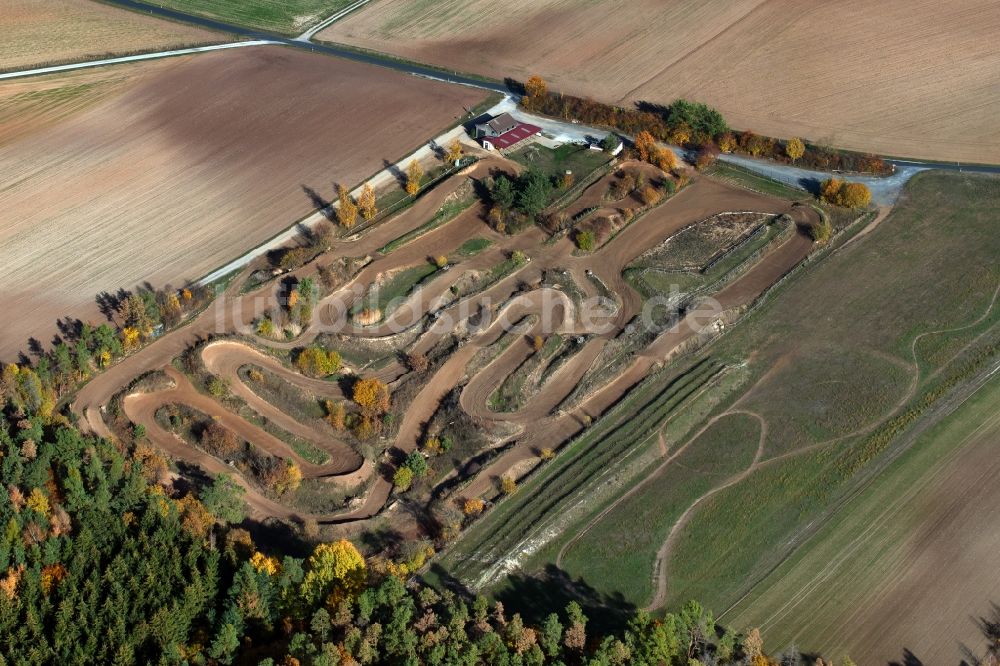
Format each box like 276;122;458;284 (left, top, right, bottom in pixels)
475;112;541;152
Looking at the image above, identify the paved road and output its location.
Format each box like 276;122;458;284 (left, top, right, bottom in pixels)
0;40;278;81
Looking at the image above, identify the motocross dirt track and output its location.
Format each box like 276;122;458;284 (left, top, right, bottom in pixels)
73;155;819;525
0;46;483;361
321;0;1000;163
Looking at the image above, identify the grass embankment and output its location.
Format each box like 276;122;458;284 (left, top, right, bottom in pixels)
625;215;790;300
705;161;811;201
353;263;440;316
488;335;563;412
456;237;491;257
509;143;609;180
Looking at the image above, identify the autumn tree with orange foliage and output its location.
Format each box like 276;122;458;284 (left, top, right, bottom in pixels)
446;138;463;163
653;147;677;172
523;74;547;110
406;159;423;196
634;131;656;162
463;498;485;516
819;177;844;203
838;181;872;208
353;377;390;418
337;184;357;229
358;182;377;221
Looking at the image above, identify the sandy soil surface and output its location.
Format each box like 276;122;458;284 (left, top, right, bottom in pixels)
321;0;1000;163
0;0;222;70
0;47;483;361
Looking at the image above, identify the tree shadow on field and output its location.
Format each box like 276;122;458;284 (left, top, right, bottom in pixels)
384;159;407;189
887;649;924;666
56;317;83;343
798;176;822;197
958;601;1000;665
302;184;333;221
96;289;128;323
495;563;636;636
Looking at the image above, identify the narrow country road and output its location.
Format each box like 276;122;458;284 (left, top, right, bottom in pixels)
0;40;278;81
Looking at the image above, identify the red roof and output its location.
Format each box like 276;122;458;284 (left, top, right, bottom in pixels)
489;122;542;150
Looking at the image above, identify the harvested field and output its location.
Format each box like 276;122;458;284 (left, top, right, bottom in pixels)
154;0;355;34
0;0;221;71
0;47;484;361
322;0;1000;163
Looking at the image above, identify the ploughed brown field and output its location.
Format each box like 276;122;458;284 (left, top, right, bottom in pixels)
0;46;484;361
0;0;221;70
321;0;1000;163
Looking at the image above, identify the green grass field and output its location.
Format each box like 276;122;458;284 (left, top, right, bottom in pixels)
434;171;1000;625
719;369;1000;661
509;143;610;186
658;171;1000;610
154;0;355;34
559;412;762;605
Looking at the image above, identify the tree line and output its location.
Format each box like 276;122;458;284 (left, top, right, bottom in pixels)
517;76;890;176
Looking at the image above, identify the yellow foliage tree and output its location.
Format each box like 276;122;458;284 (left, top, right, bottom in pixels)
358;182;377;221
353;377;390;417
406;159;423;196
463;498;484;516
301;539;368;606
250;551;281;576
393;466;413;491
500;476;517;495
26;488;49;516
338;185;357;229
669;123;691;146
446;138;463;163
785;137;805;162
121;326;141;353
718;133;738;153
838;181;872;208
274;460;302;495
